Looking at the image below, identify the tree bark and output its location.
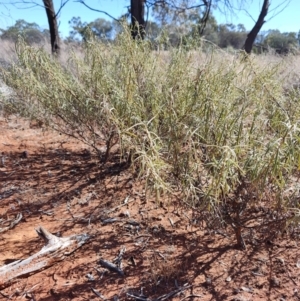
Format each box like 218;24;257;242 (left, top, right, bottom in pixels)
243;0;269;54
43;0;61;55
131;0;145;40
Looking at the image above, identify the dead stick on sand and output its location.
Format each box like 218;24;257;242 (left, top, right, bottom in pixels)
0;226;89;288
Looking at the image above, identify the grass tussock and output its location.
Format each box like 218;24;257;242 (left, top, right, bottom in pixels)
2;28;300;247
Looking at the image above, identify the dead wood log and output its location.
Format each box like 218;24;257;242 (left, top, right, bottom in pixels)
0;226;89;288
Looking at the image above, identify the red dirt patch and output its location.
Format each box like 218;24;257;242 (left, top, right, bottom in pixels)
0;114;299;300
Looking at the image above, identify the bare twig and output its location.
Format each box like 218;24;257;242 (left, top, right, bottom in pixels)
155;284;192;301
74;0;119;22
180;295;202;301
91;287;107;300
99;259;124;277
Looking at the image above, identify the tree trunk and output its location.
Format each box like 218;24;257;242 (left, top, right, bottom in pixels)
243;0;269;54
130;0;145;40
43;0;60;56
233;225;246;250
198;0;212;36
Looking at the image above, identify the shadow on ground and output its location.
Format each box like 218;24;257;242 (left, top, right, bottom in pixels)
0;148;299;301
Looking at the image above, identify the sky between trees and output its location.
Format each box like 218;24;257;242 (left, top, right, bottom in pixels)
0;0;298;38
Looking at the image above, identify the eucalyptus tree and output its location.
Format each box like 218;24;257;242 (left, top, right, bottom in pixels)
0;0;70;56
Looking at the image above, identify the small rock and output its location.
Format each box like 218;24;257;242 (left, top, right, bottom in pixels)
276;257;284;264
270;277;280;287
205;277;212;285
21;151;28;158
1;156;5;166
241;286;253;293
86;273;95;281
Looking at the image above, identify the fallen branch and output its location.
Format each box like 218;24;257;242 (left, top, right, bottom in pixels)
99;259;124;277
156;285;192;301
0;213;22;233
126;285;192;301
91;287;107;300
0;226;89;288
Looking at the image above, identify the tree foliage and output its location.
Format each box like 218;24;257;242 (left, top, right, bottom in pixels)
68;16;114;41
263;30;299;54
1;17;297;55
0;19;48;44
217;24;247;49
1;7;298;55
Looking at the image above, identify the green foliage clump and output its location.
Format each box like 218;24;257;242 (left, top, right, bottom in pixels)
0;19;48;44
2;28;300;247
68;16;114;42
263;30;299;54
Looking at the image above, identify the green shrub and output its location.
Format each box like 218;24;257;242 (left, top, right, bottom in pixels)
2;28;300;248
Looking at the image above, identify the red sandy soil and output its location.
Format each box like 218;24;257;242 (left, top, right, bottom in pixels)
0;114;300;301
